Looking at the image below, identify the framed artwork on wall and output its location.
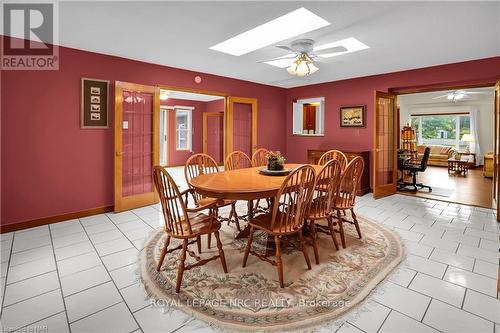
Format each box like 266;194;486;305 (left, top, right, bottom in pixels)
340;105;365;127
81;78;109;128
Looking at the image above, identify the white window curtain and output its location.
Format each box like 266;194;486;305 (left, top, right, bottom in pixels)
469;109;481;166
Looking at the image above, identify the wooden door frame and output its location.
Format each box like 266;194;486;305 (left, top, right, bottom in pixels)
114;81;160;212
203;112;224;163
373;91;398;199
226;97;258;156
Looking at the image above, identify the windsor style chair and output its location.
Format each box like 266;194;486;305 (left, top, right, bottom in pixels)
304;159;343;264
242;165;316;288
184;154;240;248
153;166;228;293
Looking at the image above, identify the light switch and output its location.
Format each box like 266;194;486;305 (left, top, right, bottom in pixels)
123;121;129;129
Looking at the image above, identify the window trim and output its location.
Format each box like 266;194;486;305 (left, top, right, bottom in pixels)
175;108;193;151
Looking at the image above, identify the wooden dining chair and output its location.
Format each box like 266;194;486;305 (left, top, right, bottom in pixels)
184;153;240;242
224;151;252;171
304;159;343;264
153;166;228;293
332;156;365;248
251;148;269;167
242;165;316;288
318;150;348;170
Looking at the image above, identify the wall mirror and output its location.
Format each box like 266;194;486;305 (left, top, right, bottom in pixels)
292;97;325;136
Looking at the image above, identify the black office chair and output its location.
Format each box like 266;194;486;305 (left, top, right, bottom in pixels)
399;147;432;192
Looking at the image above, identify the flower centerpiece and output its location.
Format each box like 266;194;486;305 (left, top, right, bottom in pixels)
266;151;285;171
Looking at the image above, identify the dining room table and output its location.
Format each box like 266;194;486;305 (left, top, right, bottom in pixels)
189;163;322;239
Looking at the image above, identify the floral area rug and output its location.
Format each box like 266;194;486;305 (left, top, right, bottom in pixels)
138;205;404;332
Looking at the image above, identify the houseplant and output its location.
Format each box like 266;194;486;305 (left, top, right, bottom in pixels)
266;151;285;171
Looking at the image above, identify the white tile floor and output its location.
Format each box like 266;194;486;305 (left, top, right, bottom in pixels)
1;167;499;333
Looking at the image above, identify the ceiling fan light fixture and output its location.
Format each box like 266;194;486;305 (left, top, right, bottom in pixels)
160;90;170;101
287;53;318;77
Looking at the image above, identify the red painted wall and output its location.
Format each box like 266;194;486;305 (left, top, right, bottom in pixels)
285;57;500;186
160;98;206;166
1;39;287;226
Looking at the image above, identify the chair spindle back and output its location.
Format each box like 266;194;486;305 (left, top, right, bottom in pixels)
153;166;192;237
251;148;270;167
308;159;342;219
334;156;365;208
224;151;252;170
184;153;220;203
318;150;348;170
270;165;316;233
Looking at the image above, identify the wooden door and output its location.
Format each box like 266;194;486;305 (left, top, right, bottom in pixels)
114;81;160;212
203;112;224;164
494;81;500;221
226;97;257;157
373;91;398;198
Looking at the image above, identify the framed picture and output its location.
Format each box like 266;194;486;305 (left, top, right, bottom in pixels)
81;78;109;128
340;105;365;127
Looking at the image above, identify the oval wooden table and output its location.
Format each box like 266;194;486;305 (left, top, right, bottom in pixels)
189;163;322;239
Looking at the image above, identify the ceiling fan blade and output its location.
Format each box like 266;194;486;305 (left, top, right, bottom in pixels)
431;95;450;99
315;46;348;55
275;45;294;52
257;55;296;63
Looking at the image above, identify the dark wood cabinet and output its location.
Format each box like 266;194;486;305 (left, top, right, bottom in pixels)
307;149;371;195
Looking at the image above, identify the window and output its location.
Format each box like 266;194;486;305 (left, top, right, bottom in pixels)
410;113;471;150
175;109;192;151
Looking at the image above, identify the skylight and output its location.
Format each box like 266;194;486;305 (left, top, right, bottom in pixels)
209;8;330;56
264;37;370;68
315;37;369;58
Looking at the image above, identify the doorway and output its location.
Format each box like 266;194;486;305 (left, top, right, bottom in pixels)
156;88;226;167
397;87;495;208
373;83;499;216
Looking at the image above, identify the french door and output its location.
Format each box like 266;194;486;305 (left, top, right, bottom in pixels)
373;91;398;199
226;97;258;157
203;112;224;164
114;81;160;212
494;81;500;221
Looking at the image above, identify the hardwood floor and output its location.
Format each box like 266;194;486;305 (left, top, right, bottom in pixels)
398;165;493;208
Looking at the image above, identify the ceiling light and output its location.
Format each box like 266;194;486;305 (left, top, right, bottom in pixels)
447;90;466;102
209;8;330;56
287;54;318;77
160;90;169;101
316;37;369;58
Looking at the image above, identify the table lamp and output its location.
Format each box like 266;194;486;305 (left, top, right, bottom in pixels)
461;134;475;153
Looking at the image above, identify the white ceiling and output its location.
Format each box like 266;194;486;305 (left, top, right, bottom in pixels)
32;2;500;87
162;90;223;102
398;87;495;105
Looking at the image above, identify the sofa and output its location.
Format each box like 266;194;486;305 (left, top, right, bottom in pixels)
416;145;456;167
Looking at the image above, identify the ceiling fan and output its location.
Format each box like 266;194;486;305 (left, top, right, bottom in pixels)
260;39;347;77
431;90;490;102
